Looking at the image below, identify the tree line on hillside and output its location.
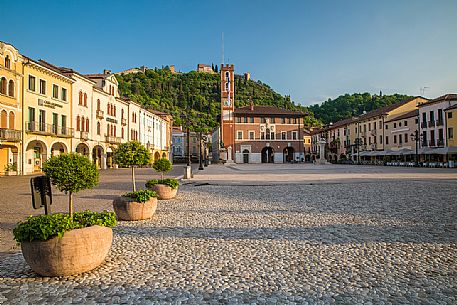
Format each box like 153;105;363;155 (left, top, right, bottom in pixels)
308;93;412;125
115;67;320;129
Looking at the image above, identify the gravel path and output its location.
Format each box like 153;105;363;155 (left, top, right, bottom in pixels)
0;179;456;304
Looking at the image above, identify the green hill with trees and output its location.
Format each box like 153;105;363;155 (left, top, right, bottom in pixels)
116;67;412;128
308;93;412;125
115;67;319;129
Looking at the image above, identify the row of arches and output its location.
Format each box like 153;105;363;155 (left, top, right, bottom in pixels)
0;110;15;129
0;77;15;97
241;147;296;163
24;140;169;173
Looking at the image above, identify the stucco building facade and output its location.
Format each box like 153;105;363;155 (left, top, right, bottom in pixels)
0;42;23;175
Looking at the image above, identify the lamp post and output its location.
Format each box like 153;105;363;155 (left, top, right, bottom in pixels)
180;109;193;179
411;130;422;166
196;115;208;171
203;135;209;166
198;128;204;170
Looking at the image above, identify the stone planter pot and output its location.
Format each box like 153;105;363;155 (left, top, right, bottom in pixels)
113;196;158;221
150;184;178;200
21;225;113;277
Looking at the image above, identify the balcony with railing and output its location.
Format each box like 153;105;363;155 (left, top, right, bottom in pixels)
436;120;444;127
420;121;427;128
0;128;21;142
96;110;104;119
121;118;127;126
105;135;122;144
56;126;73;138
26;121;52;135
429;140;436;147
428;121;435;128
370;129;377;136
26;121;74;138
80;131;89;140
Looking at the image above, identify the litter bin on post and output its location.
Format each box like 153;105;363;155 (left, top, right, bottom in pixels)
30;176;52;215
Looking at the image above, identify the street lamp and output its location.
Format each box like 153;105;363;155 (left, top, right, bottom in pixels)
196;115;209;171
198;128;204;170
180;107;193;179
411;130;422;166
202;134;209;167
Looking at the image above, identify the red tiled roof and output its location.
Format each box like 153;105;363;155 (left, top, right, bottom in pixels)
84;73;109;79
58;66;96;83
418;94;457;107
234;105;303;116
327;117;357;130
430;94;457;103
30;59;72;80
356;96;424;121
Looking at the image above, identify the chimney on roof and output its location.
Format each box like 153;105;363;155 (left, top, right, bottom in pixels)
250;98;254;111
103;69;111;75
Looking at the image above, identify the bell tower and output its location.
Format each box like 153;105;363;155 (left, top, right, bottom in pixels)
220;64;235;161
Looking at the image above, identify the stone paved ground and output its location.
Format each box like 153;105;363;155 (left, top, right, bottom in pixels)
0;165;193;253
0;164;456;304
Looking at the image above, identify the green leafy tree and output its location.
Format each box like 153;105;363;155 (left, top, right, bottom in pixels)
113;141;151;192
43;153;99;217
153;158;172;181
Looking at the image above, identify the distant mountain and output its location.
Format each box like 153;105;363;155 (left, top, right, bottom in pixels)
115;67;320;129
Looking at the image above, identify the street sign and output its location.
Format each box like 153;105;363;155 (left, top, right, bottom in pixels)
30;176;52;215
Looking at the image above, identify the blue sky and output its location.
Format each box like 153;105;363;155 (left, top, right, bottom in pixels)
2;0;456;106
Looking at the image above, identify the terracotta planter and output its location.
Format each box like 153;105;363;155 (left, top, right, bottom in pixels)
113;196;157;220
150;184;178;200
21;225;113;277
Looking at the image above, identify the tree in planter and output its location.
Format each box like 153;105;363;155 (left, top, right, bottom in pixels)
113;141;151;192
43;153;99;217
153;158;172;181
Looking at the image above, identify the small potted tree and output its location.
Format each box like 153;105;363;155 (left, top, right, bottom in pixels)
112;141;158;220
146;158;179;200
13;153;116;276
4;162;17;176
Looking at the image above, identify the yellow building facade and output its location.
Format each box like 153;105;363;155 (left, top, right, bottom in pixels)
0;42;23;175
22;59;74;175
445;104;457;148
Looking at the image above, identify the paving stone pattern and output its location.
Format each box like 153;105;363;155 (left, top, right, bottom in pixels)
0;178;456;304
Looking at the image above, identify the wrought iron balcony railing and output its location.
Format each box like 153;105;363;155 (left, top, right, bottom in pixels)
26;121;74;138
105;135;122;144
80;131;89;140
0;128;21;142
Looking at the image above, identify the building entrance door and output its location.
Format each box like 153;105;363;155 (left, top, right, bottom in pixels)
283;147;295;163
261;147;274;163
242;149;249;163
33;147;42;172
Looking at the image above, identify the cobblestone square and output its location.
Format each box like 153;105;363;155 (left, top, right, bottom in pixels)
0;164;456;304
